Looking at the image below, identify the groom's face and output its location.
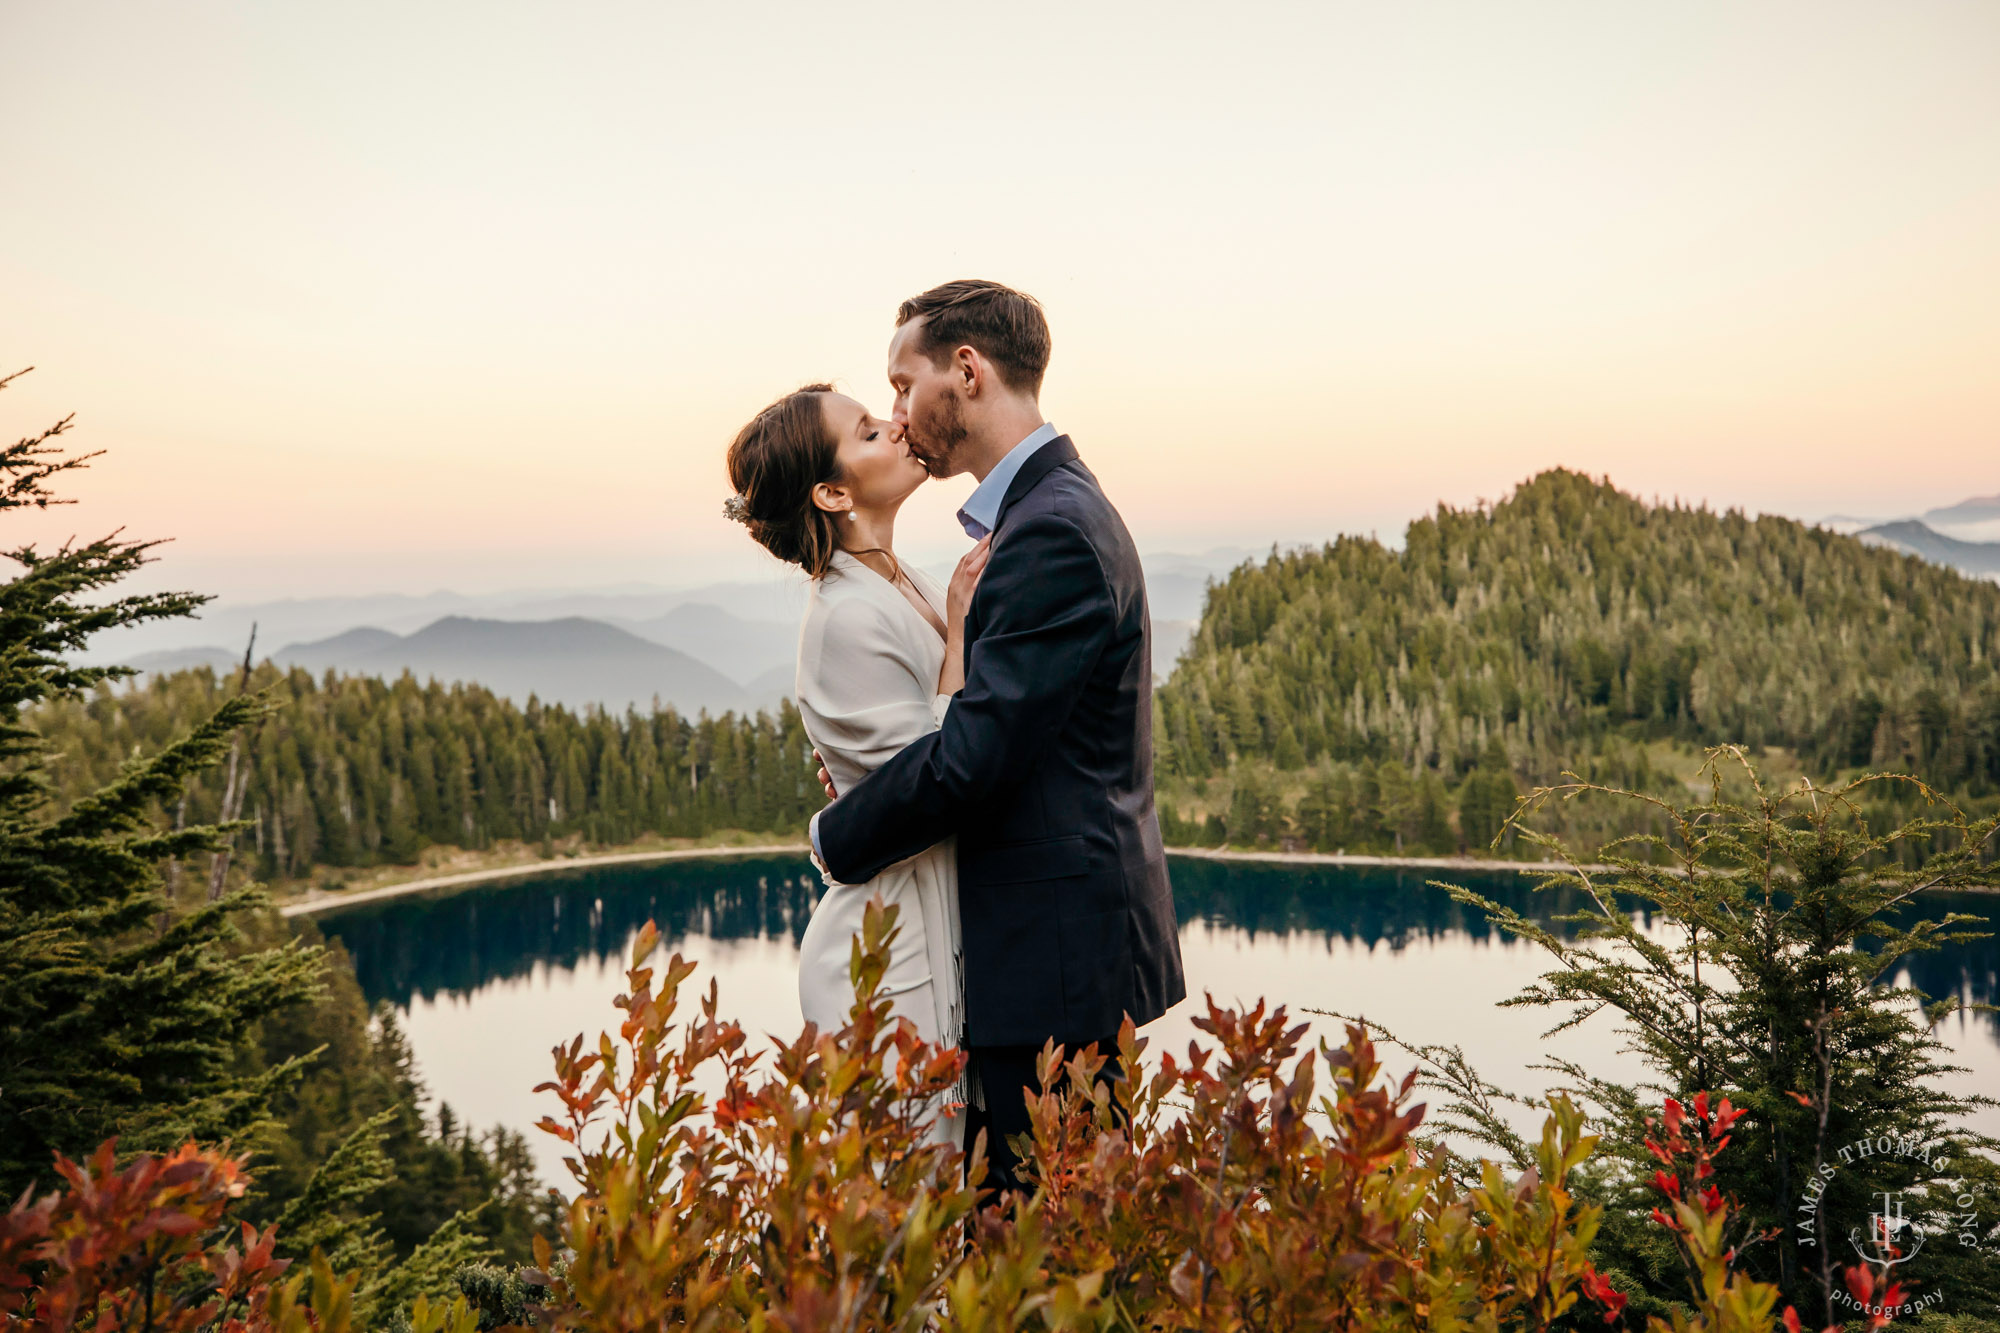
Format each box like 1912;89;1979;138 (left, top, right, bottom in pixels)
888;319;970;478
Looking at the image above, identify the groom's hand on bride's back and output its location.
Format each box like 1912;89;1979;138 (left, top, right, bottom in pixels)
812;748;837;800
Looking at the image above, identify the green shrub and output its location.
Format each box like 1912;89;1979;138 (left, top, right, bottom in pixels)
1426;748;2000;1328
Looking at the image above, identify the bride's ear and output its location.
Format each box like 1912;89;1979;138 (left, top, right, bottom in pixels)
810;481;852;518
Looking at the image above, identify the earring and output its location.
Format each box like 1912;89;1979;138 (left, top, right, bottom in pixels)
847;511;858;521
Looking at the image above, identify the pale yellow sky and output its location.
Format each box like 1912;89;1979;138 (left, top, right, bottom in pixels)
3;1;1996;599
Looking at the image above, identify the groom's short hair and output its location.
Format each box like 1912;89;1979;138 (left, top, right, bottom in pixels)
896;279;1051;396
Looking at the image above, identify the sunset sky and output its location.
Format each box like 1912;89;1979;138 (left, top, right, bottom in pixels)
3;1;1996;601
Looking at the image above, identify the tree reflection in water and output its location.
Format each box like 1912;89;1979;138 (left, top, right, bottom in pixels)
312;854;1993;1038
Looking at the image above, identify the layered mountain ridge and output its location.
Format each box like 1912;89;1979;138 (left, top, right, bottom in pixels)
114;554;1234;716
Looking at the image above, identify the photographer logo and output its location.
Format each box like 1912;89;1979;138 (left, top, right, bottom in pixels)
1797;1132;1994;1322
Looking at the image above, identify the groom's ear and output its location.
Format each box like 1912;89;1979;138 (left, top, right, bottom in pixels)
953;344;985;398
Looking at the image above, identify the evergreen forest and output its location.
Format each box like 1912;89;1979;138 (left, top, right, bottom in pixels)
1154;468;2000;854
32;667;821;885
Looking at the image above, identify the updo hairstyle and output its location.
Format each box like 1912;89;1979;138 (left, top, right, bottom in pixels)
724;383;846;578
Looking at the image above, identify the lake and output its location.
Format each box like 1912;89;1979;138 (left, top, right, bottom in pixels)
309;854;1999;1187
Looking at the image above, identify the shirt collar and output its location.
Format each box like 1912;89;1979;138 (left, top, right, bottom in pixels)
956;422;1059;539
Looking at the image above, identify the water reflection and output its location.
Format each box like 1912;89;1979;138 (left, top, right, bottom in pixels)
1168;858;1601;948
312;855;1995;1184
326;855;1581;1008
1886;895;1998;1025
331;857;824;1008
323;854;1995;1036
1171;861;1995;1028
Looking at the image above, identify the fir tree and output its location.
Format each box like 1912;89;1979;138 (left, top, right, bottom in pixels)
0;370;321;1192
1433;751;2000;1324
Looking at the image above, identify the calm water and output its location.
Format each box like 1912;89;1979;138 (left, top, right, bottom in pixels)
310;855;1999;1185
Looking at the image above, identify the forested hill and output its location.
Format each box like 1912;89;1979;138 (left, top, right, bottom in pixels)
34;667;819;884
1156;469;2000;849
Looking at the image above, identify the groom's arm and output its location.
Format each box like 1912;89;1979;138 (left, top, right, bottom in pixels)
816;511;1113;886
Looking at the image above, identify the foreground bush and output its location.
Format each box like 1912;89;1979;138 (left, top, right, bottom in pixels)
6;899;1832;1332
0;1138;477;1333
527;899;1790;1332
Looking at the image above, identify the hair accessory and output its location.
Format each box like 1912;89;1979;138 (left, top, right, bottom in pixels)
722;494;752;525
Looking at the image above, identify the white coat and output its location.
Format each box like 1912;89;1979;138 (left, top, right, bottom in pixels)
792;549;964;1146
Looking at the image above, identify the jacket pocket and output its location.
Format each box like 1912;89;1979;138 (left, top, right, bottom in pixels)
973;833;1090;885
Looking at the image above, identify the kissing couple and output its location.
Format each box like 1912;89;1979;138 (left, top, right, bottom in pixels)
722;280;1186;1191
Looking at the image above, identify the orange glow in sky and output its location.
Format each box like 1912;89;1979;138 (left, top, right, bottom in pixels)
3;2;1996;599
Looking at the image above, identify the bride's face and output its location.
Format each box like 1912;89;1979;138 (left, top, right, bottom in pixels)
820;393;926;512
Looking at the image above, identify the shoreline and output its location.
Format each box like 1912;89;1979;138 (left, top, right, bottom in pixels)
1168;847;1596;874
279;842;1593;919
280;840;1997;919
278;844;811;917
1173;847;1998;893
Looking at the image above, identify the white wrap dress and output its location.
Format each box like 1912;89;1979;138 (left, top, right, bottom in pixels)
793;550;964;1145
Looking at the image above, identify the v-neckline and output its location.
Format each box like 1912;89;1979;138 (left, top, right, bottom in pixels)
836;551;946;644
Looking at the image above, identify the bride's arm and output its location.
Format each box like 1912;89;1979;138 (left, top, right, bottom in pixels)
936;537;992;698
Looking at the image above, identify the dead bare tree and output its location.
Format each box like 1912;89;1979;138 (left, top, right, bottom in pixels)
205;624;257;900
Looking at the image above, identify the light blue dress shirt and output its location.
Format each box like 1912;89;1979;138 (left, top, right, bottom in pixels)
956;421;1059;539
811;421;1059;864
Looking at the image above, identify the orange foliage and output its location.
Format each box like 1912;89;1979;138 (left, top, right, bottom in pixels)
0;1140;349;1333
527;898;1801;1332
1;899;1839;1333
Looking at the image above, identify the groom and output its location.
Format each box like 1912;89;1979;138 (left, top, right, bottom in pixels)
812;278;1185;1192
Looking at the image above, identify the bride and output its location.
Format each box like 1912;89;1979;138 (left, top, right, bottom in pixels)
723;382;989;1146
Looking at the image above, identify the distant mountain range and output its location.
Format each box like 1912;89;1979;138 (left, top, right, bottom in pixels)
273;616;753;716
1817;490;2000;581
106;549;1252;716
121;609;790;718
613;602;799;690
1854;521;2000;579
1921;493;2000;528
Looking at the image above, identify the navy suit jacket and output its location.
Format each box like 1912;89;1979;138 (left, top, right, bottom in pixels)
817;436;1186;1047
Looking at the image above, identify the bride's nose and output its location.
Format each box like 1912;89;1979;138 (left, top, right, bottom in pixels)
887;422;906;444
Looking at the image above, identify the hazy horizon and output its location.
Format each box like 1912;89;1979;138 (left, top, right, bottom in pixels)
5;1;1997;602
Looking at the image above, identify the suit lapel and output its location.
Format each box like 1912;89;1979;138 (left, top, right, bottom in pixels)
994;435;1077;531
965;435;1079;646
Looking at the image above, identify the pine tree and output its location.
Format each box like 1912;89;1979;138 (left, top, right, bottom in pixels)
0;370;321;1192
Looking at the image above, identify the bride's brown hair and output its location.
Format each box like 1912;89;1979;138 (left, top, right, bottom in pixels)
724;384;852;579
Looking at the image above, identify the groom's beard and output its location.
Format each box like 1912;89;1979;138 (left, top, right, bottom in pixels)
909;393;968;477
